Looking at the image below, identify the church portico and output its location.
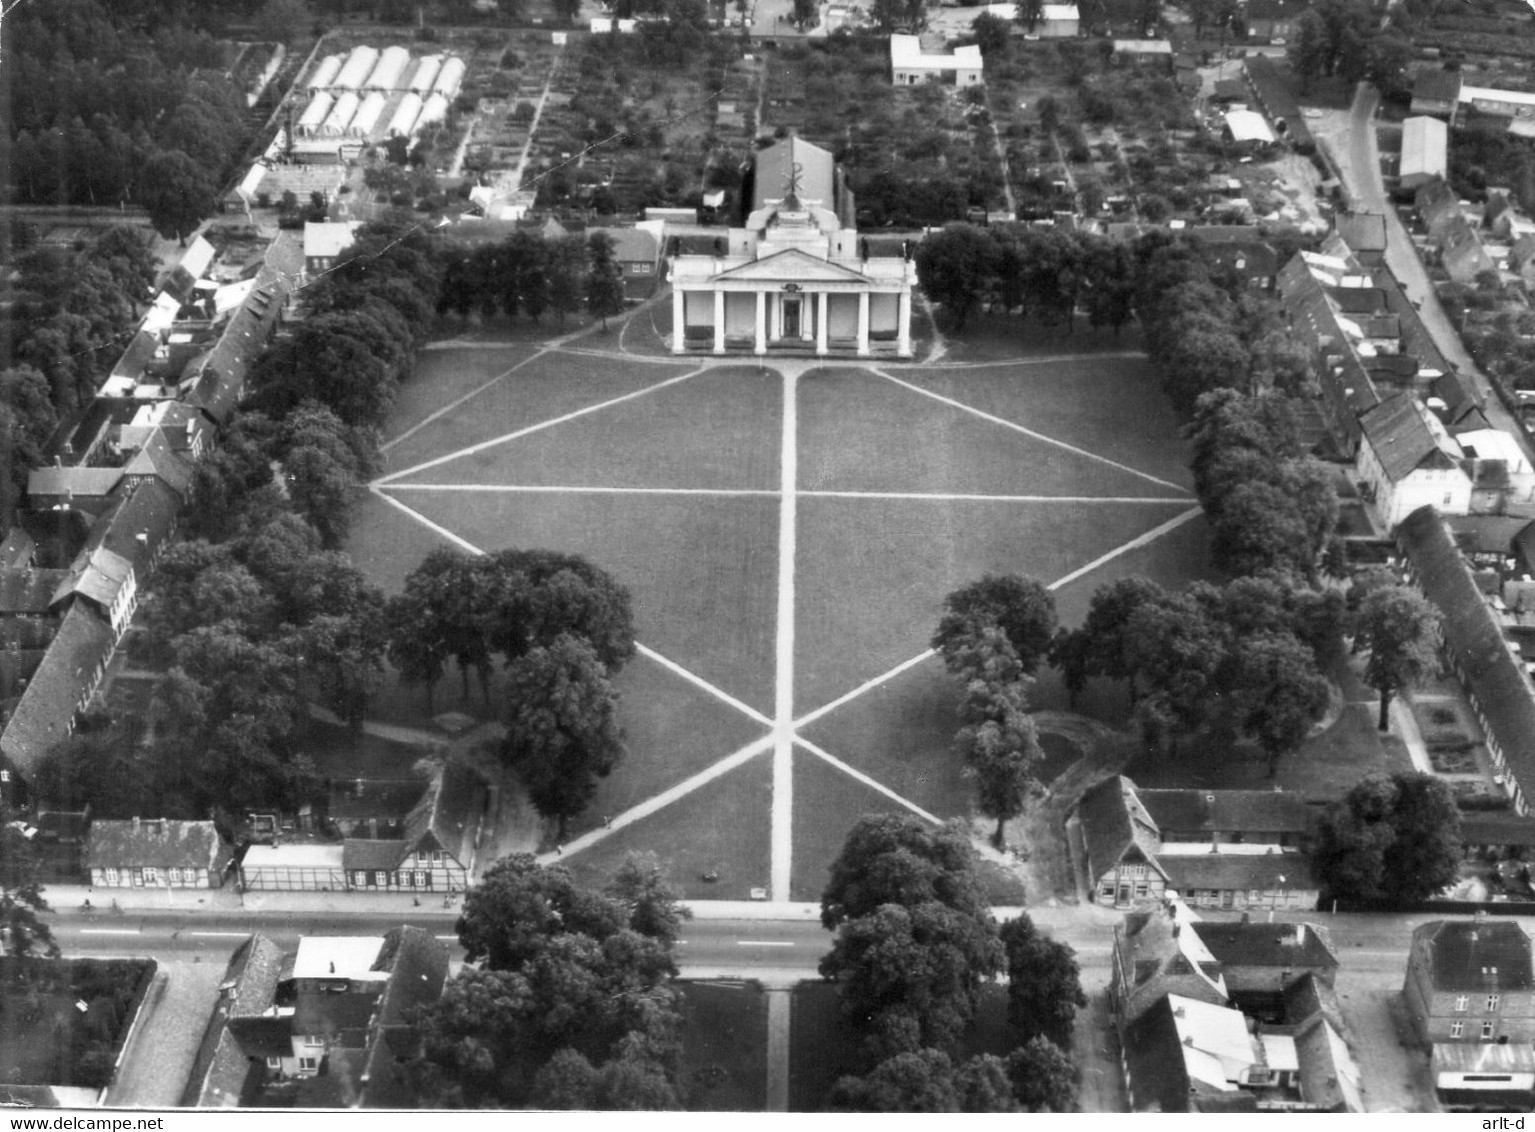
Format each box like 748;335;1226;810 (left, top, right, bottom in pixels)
666;136;916;359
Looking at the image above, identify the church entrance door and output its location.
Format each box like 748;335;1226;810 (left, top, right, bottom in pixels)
781;297;801;339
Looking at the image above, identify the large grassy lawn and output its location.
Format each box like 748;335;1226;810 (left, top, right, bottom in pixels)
900;355;1193;490
386;488;780;716
794;496;1198;708
563;749;773;902
798;367;1185;500
390;364;782;491
385;344;539;445
382;352;696;475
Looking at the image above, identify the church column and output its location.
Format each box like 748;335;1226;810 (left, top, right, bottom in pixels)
754;290;766;355
856;292;870;356
816;291;828;356
671;288;686;354
770;291;781;342
897;290;912;357
713;290;726;355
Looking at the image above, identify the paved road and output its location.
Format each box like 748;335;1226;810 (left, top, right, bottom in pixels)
1338;84;1535;458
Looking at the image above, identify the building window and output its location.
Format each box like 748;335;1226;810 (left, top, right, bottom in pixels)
142;866;159;885
104;868;119;885
1482;1022;1495;1040
305;1035;324;1047
1488;994;1501;1011
298;1057;318;1073
1451;1021;1465;1038
1135;883;1148;899
1456;995;1469;1012
266;1057;281;1070
352;871;366;887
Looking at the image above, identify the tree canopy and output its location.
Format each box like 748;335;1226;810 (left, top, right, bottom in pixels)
1309;771;1462;904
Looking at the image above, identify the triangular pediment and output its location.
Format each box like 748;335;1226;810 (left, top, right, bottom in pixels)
711;248;873;284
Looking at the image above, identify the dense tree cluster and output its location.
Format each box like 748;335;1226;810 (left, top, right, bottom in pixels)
0;797;61;958
1052;572;1335;770
1287;0;1413;98
387;546;636;838
818;815;1084;1111
916;223;1136;333
933;577;1054;846
5;0;251;238
408;853;688;1109
0;227;160;524
250;215;444;437
1309;771;1462;904
1346;568;1441;730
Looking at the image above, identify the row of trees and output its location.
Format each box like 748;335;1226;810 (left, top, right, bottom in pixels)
932;576;1054;847
818;815;1084;1111
407;852;691;1108
915;223;1138;334
6;0;252;239
387;546;636;840
1287;0;1413;99
437;231;627;329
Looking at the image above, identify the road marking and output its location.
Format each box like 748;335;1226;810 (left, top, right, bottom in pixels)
771;368;798;903
801;491;1193;505
737;940;795;947
385;483;781;498
795;649;936;730
188;931;249;938
80;929;140;936
871;367;1191;494
1044;506;1204;592
637;643;773;727
382;347;549;453
435;935;458;942
795;736;941;825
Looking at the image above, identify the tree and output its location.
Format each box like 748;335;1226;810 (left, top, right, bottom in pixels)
606;851;693;944
456;853;629;971
1309;771;1462;904
1229;630;1330;776
933;575;1057;676
820;813;992;930
819;901;1005;1057
915;224;998;331
0;798;61;958
255;0;308;42
138;148;217;245
828;1049;962;1112
1049;627;1092;710
1288;9;1330;91
1078;576;1165;701
1353;584;1440;731
999;914;1086;1049
1211;479;1318;579
586;232;626;330
970;11;1011;54
1122;588;1225;739
547;234;589;328
1007;1036;1078;1112
1015;0;1044;30
500;634;626;840
954;680;1043;849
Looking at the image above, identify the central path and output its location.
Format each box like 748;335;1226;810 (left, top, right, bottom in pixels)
772;364;798;902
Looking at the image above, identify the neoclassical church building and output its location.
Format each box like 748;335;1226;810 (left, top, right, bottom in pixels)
668;137;916;357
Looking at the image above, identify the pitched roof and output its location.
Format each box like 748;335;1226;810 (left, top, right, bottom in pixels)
1075;775;1167;885
1137;789;1311;835
1293;1012;1363;1111
87;818;230;871
1413;69;1464;105
1114;903;1229;1023
1360;394;1458;481
1412;919;1534;991
0;602;114;780
404;757;485;864
51;545;133;612
1462;812;1535;848
1416;178;1463;237
1123;996;1196;1112
752;136;841;216
372;925;449;1030
1160;852;1315;893
1335;212;1388;254
587;226;659;265
1190;921;1338;973
85;479;180;578
27;465;124;503
185;255;291;428
1398;506;1535;806
341;838;406;871
122;429;195;498
327;777;430;823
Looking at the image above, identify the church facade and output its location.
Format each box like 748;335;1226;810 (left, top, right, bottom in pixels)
667;137;916;358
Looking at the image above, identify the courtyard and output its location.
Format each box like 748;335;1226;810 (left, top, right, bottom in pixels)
345;313;1214;903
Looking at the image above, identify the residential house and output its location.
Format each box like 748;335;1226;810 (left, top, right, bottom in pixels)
1509;234;1535;284
1122;995;1259;1112
1397;506;1535;817
341;759;488;893
204;928;448;1105
1411;69;1464;119
1276;251;1380;457
1112;39;1173;67
50;546;136;638
87;817;231;888
1355;394;1473;529
1416;178;1464;241
1070;775;1317;911
1194;920;1339;1021
1401;116;1449;191
1241;0;1299;43
589;226;662;300
1242;55;1312;146
1334;212;1387;266
1110;900;1229;1025
303;222;358;277
1440;216;1496;283
326;776;433;840
1403;917;1535;1107
0;603;114;806
26;466;124;515
1225;109;1275;146
888;36;984;86
1185;227;1279;290
165;236;217;302
1037;4;1080;35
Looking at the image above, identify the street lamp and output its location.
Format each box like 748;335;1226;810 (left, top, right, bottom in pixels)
1270;874;1287;923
